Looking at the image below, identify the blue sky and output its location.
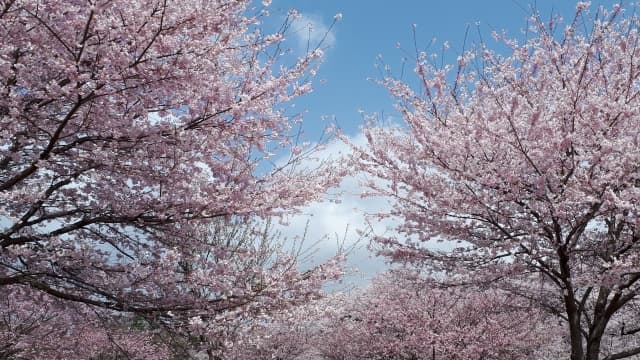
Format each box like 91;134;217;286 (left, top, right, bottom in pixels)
267;0;625;138
261;0;629;286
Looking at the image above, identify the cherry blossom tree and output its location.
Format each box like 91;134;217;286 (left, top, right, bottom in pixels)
0;0;344;357
232;270;564;360
168;219;345;359
227;303;320;360
321;271;565;360
352;3;640;359
1;284;169;359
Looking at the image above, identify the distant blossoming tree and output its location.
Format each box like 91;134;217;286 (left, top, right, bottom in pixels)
0;0;344;357
1;284;170;359
232;270;564;360
352;3;640;359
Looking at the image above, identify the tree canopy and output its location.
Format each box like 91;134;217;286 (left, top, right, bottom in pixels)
0;0;343;357
352;4;640;359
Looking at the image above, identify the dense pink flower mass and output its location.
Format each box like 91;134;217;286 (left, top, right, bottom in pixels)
351;3;640;360
232;271;566;359
7;0;640;358
1;285;169;359
0;0;343;357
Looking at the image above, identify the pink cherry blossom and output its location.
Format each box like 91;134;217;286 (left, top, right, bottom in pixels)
351;3;640;359
0;0;343;357
232;270;567;359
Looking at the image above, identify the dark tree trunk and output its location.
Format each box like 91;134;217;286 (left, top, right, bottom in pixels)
566;299;585;360
586;336;603;360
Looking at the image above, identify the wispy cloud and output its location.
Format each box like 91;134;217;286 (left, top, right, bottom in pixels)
290;13;337;53
273;124;459;288
274;133;393;288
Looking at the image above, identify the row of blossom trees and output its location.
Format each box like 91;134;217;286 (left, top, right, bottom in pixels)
2;1;640;359
237;2;640;360
233;270;567;359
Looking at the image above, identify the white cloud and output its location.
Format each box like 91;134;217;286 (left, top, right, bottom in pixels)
272;125;464;290
274;133;394;288
290;13;337;53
